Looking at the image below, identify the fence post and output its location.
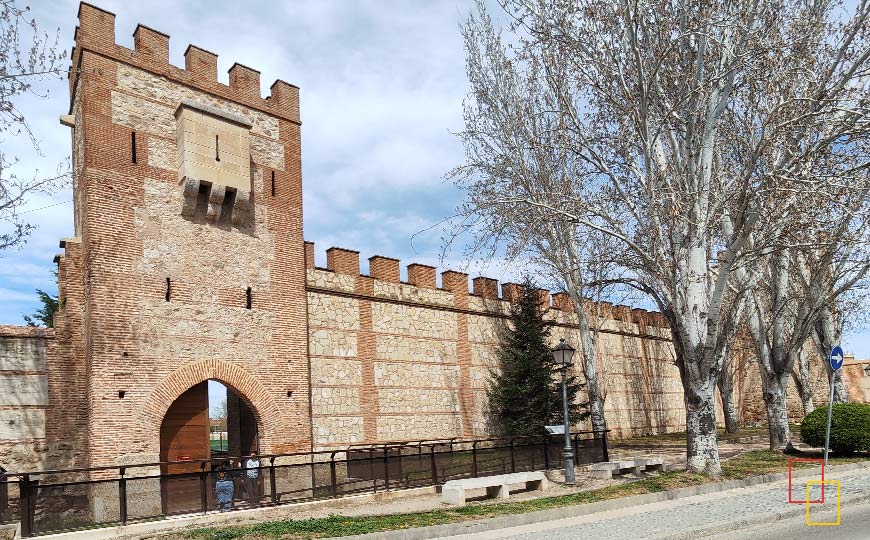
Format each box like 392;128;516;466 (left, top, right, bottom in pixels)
330;453;337;498
269;457;277;504
543;439;550;470
118;467;128;526
573;433;579;466
370;449;377;494
0;471;8;516
602;431;609;462
383;448;390;491
19;474;32;538
472;442;478;478
429;445;438;485
510;439;516;473
396;448;403;488
199;462;208;514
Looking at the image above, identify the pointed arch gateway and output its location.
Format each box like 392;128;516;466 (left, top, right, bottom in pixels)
139;360;282;513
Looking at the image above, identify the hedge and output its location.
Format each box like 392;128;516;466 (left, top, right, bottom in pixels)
800;402;870;455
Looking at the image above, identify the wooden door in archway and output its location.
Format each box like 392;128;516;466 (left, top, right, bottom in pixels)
160;382;210;514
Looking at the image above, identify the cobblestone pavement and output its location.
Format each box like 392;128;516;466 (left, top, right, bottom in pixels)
434;467;870;540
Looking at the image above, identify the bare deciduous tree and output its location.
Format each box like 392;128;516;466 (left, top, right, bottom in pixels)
744;228;870;450
792;346;818;416
0;0;67;252
451;7;617;433
455;0;870;474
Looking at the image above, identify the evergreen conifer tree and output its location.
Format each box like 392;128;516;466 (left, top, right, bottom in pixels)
23;270;59;328
487;278;589;436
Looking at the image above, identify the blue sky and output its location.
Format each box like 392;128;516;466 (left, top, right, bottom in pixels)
1;1;869;359
1;0;511;316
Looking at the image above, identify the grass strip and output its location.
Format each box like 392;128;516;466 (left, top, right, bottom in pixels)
176;450;866;540
611;425;799;445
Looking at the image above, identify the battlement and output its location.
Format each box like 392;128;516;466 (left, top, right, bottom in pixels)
71;2;299;123
304;241;669;327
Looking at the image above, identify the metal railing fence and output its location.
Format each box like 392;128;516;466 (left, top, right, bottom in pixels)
0;430;608;537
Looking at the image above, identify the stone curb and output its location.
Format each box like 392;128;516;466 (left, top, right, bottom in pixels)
327;461;870;540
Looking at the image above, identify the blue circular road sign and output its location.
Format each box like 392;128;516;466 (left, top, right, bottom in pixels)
830;345;844;371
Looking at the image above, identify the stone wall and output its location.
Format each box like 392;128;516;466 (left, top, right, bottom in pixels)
844;359;870;402
303;245;870;446
305;244;689;448
0;327;50;472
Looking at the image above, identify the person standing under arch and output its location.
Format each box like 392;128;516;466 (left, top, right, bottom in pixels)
243;451;262;501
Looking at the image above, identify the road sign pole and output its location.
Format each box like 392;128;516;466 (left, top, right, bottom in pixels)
824;345;844;467
823;370;835;467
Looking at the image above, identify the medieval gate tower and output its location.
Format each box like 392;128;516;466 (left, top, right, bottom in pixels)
53;2;310;469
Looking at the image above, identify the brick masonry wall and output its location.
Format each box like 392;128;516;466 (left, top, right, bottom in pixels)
303;246;870;447
43;3;310;469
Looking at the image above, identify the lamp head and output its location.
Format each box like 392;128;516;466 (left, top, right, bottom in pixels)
551;338;575;367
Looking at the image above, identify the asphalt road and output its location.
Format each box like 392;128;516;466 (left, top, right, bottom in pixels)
701;500;870;540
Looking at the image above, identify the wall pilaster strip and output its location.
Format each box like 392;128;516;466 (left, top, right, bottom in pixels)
453;294;475;437
355;276;378;441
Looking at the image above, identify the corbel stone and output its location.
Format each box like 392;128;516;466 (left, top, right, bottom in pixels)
232;189;252;225
181;177;200;217
206;184;226;222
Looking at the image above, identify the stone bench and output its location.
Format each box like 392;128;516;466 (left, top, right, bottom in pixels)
441;472;549;506
633;456;663;472
589;457;664;479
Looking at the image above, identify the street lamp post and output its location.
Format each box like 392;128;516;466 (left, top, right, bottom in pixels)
552;338;576;485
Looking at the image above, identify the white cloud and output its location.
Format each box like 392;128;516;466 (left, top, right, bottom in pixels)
0;287;38;302
0;1;489;324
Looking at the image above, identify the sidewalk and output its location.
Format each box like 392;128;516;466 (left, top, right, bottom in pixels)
418;464;870;540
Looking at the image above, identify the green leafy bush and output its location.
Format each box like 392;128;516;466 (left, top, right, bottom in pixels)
800;403;870;455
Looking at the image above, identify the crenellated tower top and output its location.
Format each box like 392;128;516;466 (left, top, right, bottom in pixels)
71;2;299;123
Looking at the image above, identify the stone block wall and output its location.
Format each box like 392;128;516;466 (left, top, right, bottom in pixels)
0;327;49;471
305;242;688;448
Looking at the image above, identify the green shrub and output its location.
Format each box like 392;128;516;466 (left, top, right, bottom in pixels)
800;403;870;455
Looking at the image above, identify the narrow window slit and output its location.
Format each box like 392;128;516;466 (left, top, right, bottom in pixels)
271;171;276;196
118;391;126;399
165;278;171;302
246;287;252;309
131;131;137;164
215;134;220;162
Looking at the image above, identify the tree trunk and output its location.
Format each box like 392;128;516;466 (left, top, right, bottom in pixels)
792;371;815;416
579;327;607;433
762;372;793;451
563;265;607;435
826;364;849;404
586;371;607;433
718;371;739;434
791;349;815;416
685;379;721;475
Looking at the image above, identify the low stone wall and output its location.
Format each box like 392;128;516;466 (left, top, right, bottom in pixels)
0;326;51;472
